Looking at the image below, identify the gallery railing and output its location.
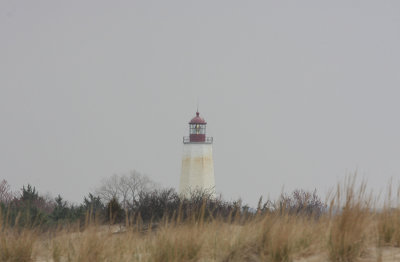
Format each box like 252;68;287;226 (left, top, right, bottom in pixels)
183;136;213;144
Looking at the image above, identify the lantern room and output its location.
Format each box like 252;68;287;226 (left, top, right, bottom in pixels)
183;111;213;143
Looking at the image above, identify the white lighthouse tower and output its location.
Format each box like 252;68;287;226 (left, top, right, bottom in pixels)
179;111;215;197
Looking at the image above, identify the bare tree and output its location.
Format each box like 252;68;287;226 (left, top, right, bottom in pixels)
96;174;120;203
125;171;155;208
0;179;16;204
95;171;156;210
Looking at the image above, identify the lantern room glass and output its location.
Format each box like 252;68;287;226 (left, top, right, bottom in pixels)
190;124;206;135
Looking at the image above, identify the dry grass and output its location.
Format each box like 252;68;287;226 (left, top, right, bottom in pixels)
0;230;35;262
327;176;373;262
3;177;400;262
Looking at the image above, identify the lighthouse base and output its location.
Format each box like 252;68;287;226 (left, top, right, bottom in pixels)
179;143;215;198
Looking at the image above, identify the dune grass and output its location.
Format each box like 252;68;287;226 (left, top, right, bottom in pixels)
2;177;400;261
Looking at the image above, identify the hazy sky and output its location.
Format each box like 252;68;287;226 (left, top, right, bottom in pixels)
1;1;400;205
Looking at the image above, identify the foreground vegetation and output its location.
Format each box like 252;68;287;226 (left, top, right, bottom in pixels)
2;175;400;261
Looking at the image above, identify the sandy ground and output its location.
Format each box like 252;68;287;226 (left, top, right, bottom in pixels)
34;246;400;262
294;247;400;262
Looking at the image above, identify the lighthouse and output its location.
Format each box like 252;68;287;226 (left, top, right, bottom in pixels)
179;111;215;197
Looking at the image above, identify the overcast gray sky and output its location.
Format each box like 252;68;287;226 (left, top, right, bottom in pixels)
1;0;400;205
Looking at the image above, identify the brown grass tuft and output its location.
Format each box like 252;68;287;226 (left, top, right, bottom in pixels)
327;176;372;262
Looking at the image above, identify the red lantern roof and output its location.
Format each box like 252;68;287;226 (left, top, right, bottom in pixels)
189;112;207;124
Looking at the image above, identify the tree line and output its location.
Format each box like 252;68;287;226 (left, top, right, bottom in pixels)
0;171;326;228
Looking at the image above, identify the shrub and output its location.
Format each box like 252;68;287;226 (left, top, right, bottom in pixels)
106;197;124;224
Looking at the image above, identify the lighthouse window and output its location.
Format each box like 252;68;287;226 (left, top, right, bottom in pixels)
189;124;195;134
190;124;206;134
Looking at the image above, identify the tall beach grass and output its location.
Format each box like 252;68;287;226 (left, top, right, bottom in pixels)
2;176;400;261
